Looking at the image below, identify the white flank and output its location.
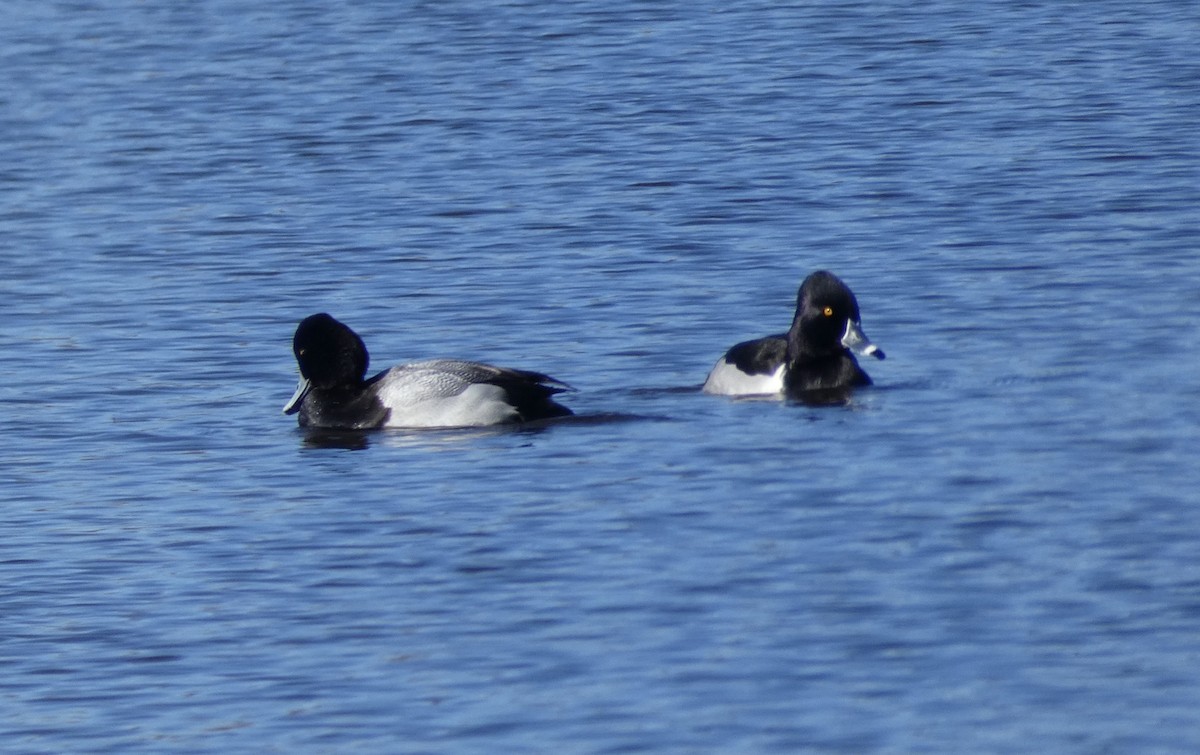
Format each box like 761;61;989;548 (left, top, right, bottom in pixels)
377;377;519;428
701;360;785;396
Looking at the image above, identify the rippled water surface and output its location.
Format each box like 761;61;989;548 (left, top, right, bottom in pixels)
4;1;1200;751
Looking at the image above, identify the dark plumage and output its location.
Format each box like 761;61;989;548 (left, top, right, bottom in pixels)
703;271;885;399
283;313;573;429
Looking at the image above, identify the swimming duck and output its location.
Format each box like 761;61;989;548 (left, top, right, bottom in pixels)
283;313;573;428
702;271;884;398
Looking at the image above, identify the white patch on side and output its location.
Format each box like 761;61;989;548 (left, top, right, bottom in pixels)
702;359;785;396
379;380;519;428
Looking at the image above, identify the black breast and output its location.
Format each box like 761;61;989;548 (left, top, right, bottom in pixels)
298;386;391;429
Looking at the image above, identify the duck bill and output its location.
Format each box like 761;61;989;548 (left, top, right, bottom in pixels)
842;320;885;360
282;376;312;415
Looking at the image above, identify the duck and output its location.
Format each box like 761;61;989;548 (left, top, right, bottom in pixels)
702;271;885;398
283;313;573;429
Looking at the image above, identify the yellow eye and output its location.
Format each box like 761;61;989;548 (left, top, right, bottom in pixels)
822;306;834;317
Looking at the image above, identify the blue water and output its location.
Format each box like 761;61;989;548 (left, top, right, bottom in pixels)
4;1;1200;751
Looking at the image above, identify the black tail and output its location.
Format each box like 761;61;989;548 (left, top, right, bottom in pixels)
495;370;574;421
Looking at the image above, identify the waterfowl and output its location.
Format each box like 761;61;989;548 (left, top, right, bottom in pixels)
702;271;884;398
283;313;573;428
